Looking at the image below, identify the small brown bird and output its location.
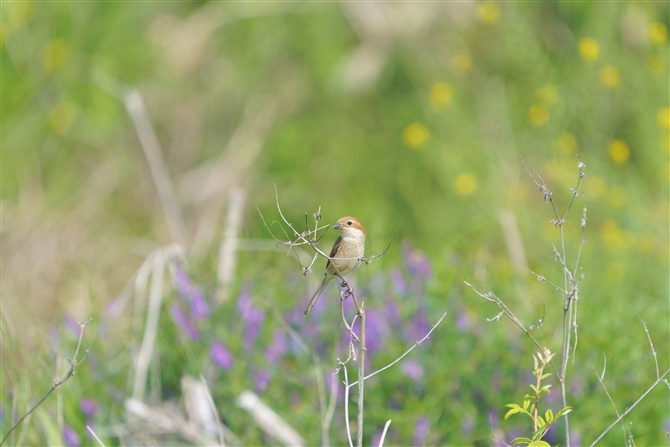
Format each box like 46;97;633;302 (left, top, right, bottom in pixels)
304;216;366;315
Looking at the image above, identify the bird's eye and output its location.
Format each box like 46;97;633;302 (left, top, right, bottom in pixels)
347;220;353;226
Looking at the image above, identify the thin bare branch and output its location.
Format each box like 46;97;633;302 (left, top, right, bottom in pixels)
1;319;92;446
349;312;447;388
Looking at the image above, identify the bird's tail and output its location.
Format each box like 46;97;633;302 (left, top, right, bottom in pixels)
304;274;332;315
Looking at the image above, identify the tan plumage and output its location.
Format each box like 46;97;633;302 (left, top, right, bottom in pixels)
304;216;366;315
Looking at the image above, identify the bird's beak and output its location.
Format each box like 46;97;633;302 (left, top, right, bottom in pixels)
333;223;341;230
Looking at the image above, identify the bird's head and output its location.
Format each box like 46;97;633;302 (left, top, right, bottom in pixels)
333;216;366;239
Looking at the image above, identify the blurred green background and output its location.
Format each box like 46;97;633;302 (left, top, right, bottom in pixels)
2;1;669;446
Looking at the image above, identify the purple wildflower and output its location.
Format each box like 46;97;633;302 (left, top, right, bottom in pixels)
408;309;431;343
173;267;209;318
365;310;388;354
390;268;408;295
255;370;271;392
105;298;122;318
265;329;288;364
402;241;433;279
569;430;581;447
62;424;80;447
401;360;424;381
170;303;200;340
460;415;474;436
211;341;233;370
413;416;429;446
63;314;80;337
80;398;97;417
384;298;402;326
488;407;499;430
456;310;471;333
236;285;265;352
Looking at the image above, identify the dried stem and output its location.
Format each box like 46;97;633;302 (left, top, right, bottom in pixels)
1;319;91;446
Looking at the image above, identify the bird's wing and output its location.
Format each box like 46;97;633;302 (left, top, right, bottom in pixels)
325;235;343;270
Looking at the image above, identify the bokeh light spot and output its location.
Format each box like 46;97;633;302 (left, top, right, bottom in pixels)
477;2;500;24
43;38;70;72
585;175;606;199
451;50;472;75
454;172;478;196
429;82;453;110
650;22;668;45
537;84;559;105
49;101;78;136
527;104;549;127
599;66;620;89
578;37;599;61
608;139;630;164
402;123;430;149
656;107;670;130
555;133;578;154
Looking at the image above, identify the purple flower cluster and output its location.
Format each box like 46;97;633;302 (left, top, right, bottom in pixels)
173;266;209;318
402;241;433;280
62;424;80;447
236;284;265;352
210;340;233;370
413;416;429;446
265;329;288;364
169;265;210;340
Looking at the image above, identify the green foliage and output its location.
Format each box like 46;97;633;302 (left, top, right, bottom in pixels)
505;349;572;447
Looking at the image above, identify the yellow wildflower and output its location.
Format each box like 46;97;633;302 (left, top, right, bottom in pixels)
608;139;630;164
657;107;670;130
451;50;472;75
429;82;453;110
555;133;578;154
49;101;78;135
649;22;668;45
527;104;549;127
43;38;70;72
477;2;500;24
578;37;599;61
402;123;430;149
599;66;620;89
454;172;478;196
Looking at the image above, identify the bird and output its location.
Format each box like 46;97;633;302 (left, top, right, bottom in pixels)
303;216;366;315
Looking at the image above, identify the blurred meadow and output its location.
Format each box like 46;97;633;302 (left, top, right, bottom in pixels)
2;1;669;446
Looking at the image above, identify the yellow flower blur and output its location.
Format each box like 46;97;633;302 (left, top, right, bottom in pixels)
555;133;578;154
43;38;70;72
657;107;670;130
451;50;472;75
647;55;664;75
608;139;630;164
661;133;670;153
49;101;78;135
402;123;430;149
649;22;668;45
477;2;500;24
599;66;620;89
537;84;558;105
585;175;606;199
429;82;453;110
454;172;478;196
578;37;599;61
527;104;549;127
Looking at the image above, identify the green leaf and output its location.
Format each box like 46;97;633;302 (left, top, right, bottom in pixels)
505;406;522;420
512;437;532;445
555;406;573;418
529;441;551;447
537;415;546;428
530;384;539;394
523;397;530;410
540;386;551;394
545;409;554;423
